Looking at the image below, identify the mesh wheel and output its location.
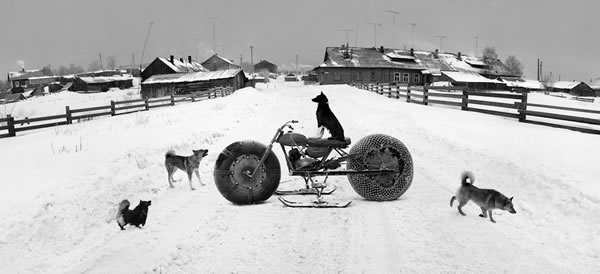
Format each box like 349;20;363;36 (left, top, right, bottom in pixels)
214;140;281;204
347;134;413;201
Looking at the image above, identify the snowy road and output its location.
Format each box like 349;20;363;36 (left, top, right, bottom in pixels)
1;81;599;273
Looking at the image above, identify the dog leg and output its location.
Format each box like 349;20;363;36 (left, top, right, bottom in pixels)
488;210;496;223
479;207;488;218
450;196;456;207
187;170;195;190
457;200;468;216
167;171;175;188
195;169;204;186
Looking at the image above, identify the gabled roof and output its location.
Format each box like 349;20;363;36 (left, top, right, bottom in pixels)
8;69;45;81
500;78;545;89
157;57;207;73
442;71;502;84
76;75;134;84
142;69;245;85
439;53;514;77
202;54;239;67
316;47;453;71
254;60;277;67
547;81;584;90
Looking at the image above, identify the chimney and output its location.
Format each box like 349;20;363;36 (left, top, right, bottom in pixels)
410;48;414;56
379;46;384;53
188;56;192;63
170;55;174;64
457;52;462;61
180;58;184;63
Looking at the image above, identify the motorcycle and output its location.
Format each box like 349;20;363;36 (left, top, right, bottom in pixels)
213;120;413;208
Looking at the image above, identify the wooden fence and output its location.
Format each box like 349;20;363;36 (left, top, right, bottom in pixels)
0;86;234;138
352;82;600;135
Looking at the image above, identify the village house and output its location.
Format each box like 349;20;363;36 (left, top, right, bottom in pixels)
201;54;240;71
70;75;134;92
589;78;600;96
439;71;506;90
547;81;595;96
141;56;207;82
7;68;55;89
313;46;453;85
254;60;278;74
140;69;248;98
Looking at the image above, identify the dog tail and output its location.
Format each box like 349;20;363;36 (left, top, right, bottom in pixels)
165;150;176;158
461;171;475;186
118;199;130;213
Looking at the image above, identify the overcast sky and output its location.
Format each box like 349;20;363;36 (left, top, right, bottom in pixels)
1;0;599;82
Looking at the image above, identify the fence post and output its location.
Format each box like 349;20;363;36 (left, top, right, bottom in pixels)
145;98;150;110
110;100;116;116
406;86;411;103
519;92;528;122
379;84;383;95
423;86;429;106
170;94;175;106
6;115;16;137
461;89;468;111
66;106;72;124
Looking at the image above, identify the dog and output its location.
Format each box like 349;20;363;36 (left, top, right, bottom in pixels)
116;199;151;230
450;171;516;223
165;149;208;190
312;92;345;141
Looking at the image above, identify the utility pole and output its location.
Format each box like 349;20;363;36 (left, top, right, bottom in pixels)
409;23;416;49
250;45;254;74
196;39;198;62
366;22;382;47
211;17;216;54
386;10;400;48
339;29;352;46
99;53;103;70
140;21;153;72
295;54;299;74
435;35;446;52
355;24;359;47
240;55;243;67
474;36;479;56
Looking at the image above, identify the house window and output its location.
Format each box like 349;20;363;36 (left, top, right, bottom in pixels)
356;71;362;81
370;72;376;81
334;72;341;81
394;72;401;83
402;73;409;83
413;74;421;83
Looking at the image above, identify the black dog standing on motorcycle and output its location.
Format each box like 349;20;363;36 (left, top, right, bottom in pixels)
312;92;345;141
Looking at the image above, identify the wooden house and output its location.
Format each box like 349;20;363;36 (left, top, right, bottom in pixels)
70;75;134;92
201;54;240;71
141;56;207;82
313;46;452;85
141;69;248;98
7;69;45;88
254;60;278;74
547;81;595;97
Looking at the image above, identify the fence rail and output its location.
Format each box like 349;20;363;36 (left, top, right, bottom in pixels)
0;86;234;138
351;82;600;135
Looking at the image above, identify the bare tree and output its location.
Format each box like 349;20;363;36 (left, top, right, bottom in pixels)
482;46;498;64
505;56;524;77
88;60;102;72
69;64;85;74
106;56;117;70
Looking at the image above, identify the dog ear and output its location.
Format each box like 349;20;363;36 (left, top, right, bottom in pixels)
509;197;514;201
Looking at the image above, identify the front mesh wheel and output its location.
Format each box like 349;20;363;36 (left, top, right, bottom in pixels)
347;134;413;201
214;140;281;204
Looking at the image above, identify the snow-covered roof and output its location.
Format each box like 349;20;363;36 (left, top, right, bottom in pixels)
77;75;134;84
442;71;502;83
502;79;545;90
589;78;600;89
548;81;581;90
142;69;243;85
438;53;514;77
8;69;44;80
316;47;452;71
157;58;207;73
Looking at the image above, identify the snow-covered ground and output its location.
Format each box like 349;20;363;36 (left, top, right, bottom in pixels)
1;79;599;273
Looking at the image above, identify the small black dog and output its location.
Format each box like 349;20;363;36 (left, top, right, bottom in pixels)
312;92;345;141
116;199;151;230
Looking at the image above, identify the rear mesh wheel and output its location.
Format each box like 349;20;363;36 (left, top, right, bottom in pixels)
347;134;413;201
214;140;281;204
